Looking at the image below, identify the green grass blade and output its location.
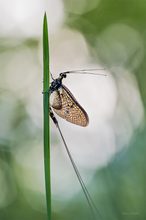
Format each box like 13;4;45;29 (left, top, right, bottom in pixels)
43;13;51;220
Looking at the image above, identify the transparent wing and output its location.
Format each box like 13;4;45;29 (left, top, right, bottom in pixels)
50;85;89;127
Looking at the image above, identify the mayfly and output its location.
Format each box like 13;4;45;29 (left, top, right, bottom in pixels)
49;68;106;220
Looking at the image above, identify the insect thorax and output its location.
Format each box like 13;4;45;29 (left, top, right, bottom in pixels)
50;78;62;94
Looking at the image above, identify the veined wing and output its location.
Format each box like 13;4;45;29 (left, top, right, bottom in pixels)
50;90;62;110
50;84;89;127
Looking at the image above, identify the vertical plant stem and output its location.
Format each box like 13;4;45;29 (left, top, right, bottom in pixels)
43;13;51;220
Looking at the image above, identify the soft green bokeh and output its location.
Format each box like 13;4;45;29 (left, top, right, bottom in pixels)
0;0;146;220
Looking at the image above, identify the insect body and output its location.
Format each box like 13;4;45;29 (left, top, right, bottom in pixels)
50;72;89;126
49;69;105;220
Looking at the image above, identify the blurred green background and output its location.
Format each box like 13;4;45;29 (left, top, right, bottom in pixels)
0;0;146;220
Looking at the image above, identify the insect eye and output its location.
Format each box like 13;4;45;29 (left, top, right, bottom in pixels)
60;73;67;78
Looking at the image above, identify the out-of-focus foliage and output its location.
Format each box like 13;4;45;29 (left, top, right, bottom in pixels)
0;0;146;220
